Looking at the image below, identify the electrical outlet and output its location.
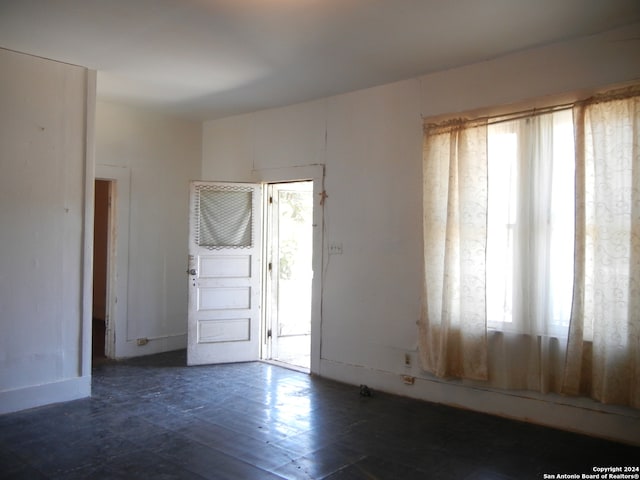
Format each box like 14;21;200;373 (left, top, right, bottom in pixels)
328;241;343;255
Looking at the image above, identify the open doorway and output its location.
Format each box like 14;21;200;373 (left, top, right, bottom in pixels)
92;179;112;363
264;181;313;370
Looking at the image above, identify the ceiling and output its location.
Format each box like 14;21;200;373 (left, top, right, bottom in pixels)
1;0;639;121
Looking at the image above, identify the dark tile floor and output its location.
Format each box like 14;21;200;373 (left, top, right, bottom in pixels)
1;350;638;479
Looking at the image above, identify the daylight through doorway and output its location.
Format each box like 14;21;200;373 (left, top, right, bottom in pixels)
265;181;313;370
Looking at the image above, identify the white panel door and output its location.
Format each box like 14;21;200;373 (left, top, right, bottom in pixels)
187;181;262;366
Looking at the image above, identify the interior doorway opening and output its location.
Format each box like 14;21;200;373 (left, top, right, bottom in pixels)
92;179;112;363
263;181;314;371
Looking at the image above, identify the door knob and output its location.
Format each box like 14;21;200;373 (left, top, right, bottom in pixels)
188;269;197;275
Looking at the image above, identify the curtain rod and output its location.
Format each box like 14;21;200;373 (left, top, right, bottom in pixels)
426;103;573;131
424;83;640;133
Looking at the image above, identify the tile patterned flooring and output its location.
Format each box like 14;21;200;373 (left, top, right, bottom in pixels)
1;350;638;479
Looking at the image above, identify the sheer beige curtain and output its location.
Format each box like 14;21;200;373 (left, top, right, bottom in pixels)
419;114;570;387
421;86;640;409
419;120;488;381
484;111;575;394
563;92;640;408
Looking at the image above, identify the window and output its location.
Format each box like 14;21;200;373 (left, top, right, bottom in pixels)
419;86;640;407
486;110;575;336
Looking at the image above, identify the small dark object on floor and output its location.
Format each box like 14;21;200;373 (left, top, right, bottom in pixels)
360;384;372;397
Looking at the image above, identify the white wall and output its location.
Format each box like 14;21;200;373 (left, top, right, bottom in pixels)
419;22;640;118
95;101;201;358
202;23;640;444
0;49;95;413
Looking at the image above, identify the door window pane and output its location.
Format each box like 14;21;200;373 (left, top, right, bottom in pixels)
196;187;252;249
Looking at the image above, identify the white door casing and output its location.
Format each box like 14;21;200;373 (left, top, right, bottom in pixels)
95;164;130;360
252;164;324;374
187;181;262;365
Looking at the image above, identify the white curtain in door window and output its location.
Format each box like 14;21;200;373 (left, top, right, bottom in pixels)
198;189;252;248
564;94;640;408
419;120;488;381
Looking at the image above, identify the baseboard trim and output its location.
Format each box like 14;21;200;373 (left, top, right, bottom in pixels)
318;358;640;446
115;334;186;359
0;376;91;415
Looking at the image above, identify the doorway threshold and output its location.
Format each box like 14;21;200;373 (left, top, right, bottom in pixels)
262;359;310;374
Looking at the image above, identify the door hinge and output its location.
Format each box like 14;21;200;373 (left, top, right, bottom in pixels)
269;196;273;204
267;328;272;338
268;262;272;272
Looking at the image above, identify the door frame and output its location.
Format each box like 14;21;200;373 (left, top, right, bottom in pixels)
94;165;130;359
263;180;314;369
252;165;324;374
